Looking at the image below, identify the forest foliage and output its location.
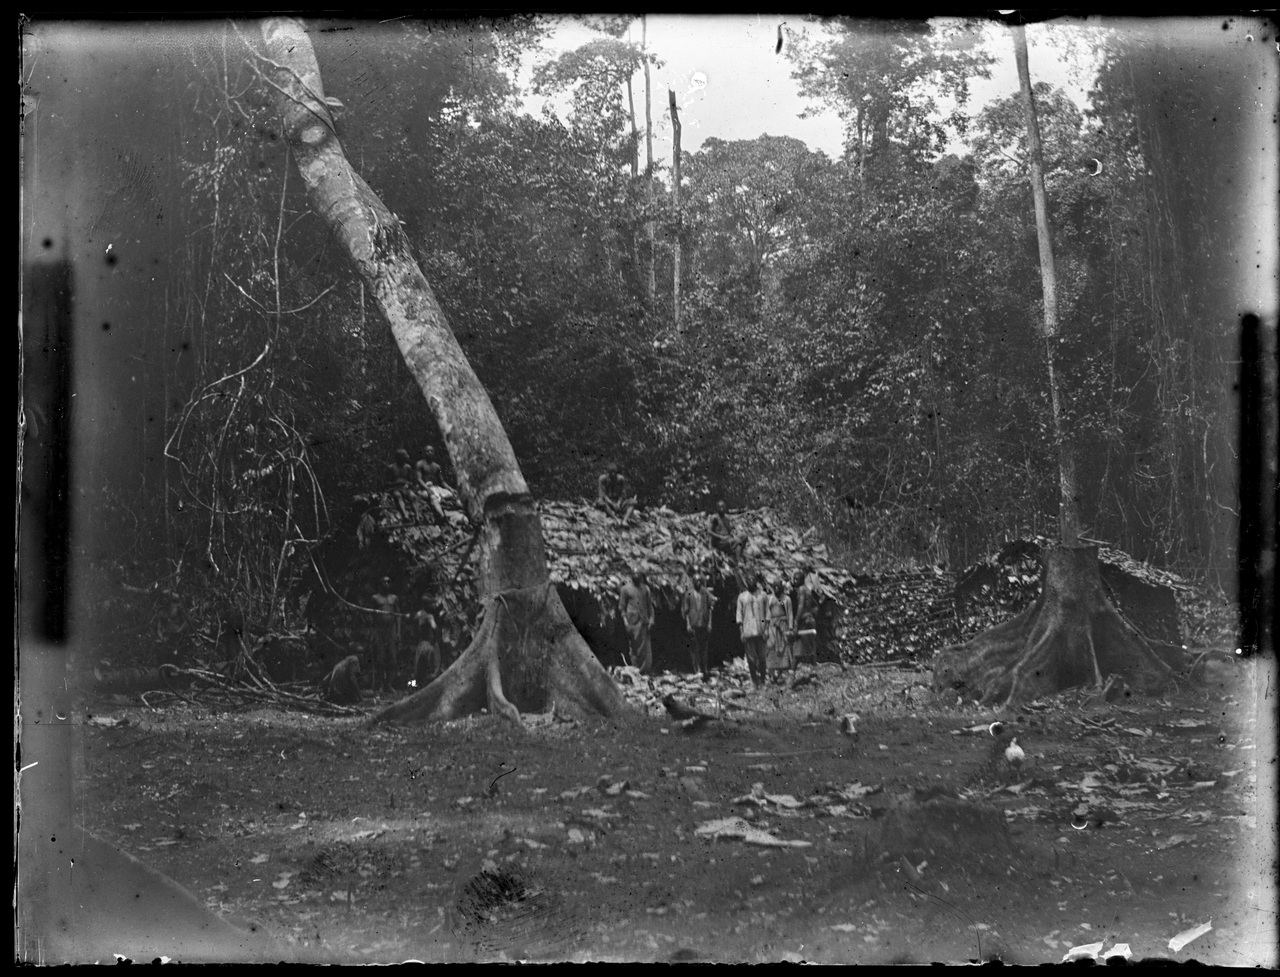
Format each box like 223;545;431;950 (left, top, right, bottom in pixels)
72;17;1242;663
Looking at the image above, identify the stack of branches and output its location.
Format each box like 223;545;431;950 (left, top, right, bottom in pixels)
150;659;363;717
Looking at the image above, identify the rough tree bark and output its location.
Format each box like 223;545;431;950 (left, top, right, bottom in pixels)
934;26;1178;708
934;546;1176;706
257;18;631;726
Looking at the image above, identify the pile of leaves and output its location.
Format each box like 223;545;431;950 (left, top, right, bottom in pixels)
841;567;957;665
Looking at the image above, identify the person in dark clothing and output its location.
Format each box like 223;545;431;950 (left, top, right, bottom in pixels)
598;463;637;521
709;500;747;564
792;568;818;668
370;577;401;690
618;571;655;673
415;446;443;488
681;570;715;680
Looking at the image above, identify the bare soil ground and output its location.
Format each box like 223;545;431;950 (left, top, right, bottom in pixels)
74;653;1274;965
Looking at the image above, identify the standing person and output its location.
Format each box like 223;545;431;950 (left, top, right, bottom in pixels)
370;577;401;690
681;570;715;681
618;571;655;674
412;608;441;687
792;569;819;669
765;576;795;682
736;574;769;689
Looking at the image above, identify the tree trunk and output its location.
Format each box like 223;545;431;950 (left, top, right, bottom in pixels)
625;75;645;290
669;88;682;334
641;16;656;303
626;75;639;180
931;28;1178;709
934;545;1177;706
1013;24;1082;546
257;18;631;726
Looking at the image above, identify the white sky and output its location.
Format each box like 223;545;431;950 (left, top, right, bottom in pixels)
521;15;1098;161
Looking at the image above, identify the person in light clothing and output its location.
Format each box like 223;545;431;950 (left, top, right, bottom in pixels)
736;574;769;688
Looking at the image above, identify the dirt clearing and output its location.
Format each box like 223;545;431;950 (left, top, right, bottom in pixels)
72;655;1274;964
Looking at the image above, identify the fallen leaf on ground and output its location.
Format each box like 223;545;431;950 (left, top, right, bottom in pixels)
694;816;812;848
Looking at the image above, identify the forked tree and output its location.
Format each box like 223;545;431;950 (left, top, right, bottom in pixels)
256;18;631;725
932;25;1177;707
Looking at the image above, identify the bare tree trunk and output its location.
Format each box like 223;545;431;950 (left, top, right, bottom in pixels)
1013;24;1081;546
669;88;682;334
257;18;630;725
626;75;638;180
626;74;644;290
642;16;656;303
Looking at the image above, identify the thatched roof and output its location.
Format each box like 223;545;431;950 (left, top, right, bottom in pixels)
538;500;854;608
359;486;856;624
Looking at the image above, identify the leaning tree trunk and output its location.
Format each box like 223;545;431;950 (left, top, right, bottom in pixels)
934;28;1177;708
257;18;630;726
934;545;1176;707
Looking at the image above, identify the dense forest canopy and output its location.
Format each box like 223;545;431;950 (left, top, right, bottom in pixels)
20;16;1270;652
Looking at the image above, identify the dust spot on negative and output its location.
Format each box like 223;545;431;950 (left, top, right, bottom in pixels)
452;864;584;959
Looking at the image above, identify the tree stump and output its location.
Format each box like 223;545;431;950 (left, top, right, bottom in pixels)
932;544;1177;707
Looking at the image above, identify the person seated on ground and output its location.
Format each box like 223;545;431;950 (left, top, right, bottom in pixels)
385;448;414;488
413;446;448;521
322;654;363;705
618;570;655;674
597;463;637;522
415;446;443;489
709;499;748;565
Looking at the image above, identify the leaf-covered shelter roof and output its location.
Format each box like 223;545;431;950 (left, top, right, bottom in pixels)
537;500;855;608
362;485;856;614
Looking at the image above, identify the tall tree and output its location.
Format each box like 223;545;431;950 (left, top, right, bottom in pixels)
1013;32;1079;547
256;17;629;724
686;135;828;304
669;87;682;333
642;16;656;303
932;24;1176;707
789;18;992;177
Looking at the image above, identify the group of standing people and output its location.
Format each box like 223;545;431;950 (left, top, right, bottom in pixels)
363;576;451;692
735;569;819;688
617;565;717;680
616;561;819;689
